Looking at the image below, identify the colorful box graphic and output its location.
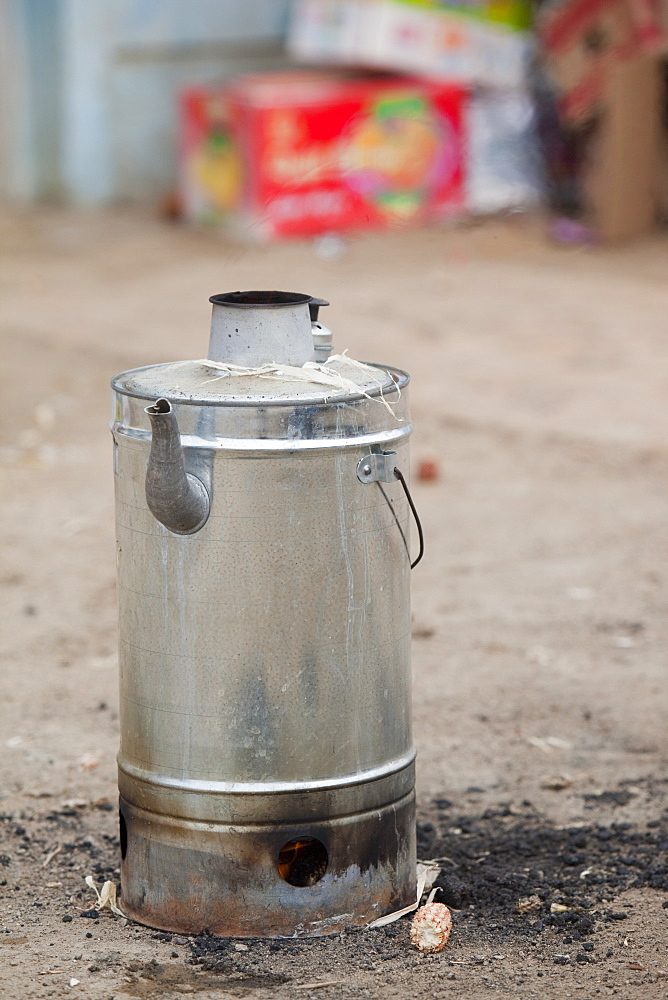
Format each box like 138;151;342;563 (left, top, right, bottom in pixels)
180;72;467;240
399;0;532;32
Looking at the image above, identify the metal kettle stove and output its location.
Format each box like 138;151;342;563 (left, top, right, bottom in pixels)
110;291;420;936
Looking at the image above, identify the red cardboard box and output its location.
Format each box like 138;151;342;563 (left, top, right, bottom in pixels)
180;72;466;240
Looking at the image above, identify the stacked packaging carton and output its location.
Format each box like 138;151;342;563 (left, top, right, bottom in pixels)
535;0;664;242
288;0;542;218
288;0;533;89
181;72;467;240
179;0;543;238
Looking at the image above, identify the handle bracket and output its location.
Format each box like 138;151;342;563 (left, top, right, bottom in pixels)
356;451;397;484
357;452;425;569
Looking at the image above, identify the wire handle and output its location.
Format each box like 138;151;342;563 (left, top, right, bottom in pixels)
393;468;424;569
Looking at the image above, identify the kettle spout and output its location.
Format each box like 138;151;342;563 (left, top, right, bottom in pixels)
144;399;210;534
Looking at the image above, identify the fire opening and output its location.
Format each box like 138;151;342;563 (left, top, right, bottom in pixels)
277;838;328;887
119;809;128;860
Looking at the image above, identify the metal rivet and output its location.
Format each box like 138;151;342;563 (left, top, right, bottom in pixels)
363;465;372;476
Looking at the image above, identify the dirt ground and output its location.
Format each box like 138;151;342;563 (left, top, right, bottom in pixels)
1;207;667;999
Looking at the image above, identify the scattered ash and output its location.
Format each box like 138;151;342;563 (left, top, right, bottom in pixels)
188;921;420;982
2;776;667;983
0;807;120;913
416;777;668;946
187;777;668;976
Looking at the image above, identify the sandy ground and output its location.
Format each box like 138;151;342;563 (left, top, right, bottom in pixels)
1;207;668;998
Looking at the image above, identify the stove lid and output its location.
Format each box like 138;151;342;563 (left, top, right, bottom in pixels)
111;354;402;407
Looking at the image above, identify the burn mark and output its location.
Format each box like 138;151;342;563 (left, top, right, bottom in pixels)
118;791;415;936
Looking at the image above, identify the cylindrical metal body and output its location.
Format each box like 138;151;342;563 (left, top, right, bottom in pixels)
111;295;416;937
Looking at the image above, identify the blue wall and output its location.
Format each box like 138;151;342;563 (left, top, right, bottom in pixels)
5;0;293;202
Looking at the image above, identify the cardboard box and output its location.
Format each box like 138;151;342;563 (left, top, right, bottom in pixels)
287;0;533;89
583;56;662;241
536;0;663;241
537;0;658;124
180;72;467;240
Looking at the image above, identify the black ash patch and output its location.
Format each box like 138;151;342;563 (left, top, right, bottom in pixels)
416;778;668;943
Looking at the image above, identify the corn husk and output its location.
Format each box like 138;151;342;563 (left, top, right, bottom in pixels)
84;875;126;917
367;862;440;929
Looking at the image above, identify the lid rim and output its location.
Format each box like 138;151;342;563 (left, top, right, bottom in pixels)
110;362;409;408
209;291;313;308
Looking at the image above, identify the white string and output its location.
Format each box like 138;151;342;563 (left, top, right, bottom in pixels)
193;356;402;419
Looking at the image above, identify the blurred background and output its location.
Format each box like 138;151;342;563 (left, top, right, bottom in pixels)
1;0;667;238
1;0;668;880
1;3;668;990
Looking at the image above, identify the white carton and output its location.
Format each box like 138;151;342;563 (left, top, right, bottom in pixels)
288;0;533;90
467;88;543;213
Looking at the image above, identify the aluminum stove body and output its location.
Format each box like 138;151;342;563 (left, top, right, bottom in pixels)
111;291;417;936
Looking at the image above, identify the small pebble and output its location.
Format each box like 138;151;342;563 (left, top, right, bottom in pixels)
417;458;439;482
